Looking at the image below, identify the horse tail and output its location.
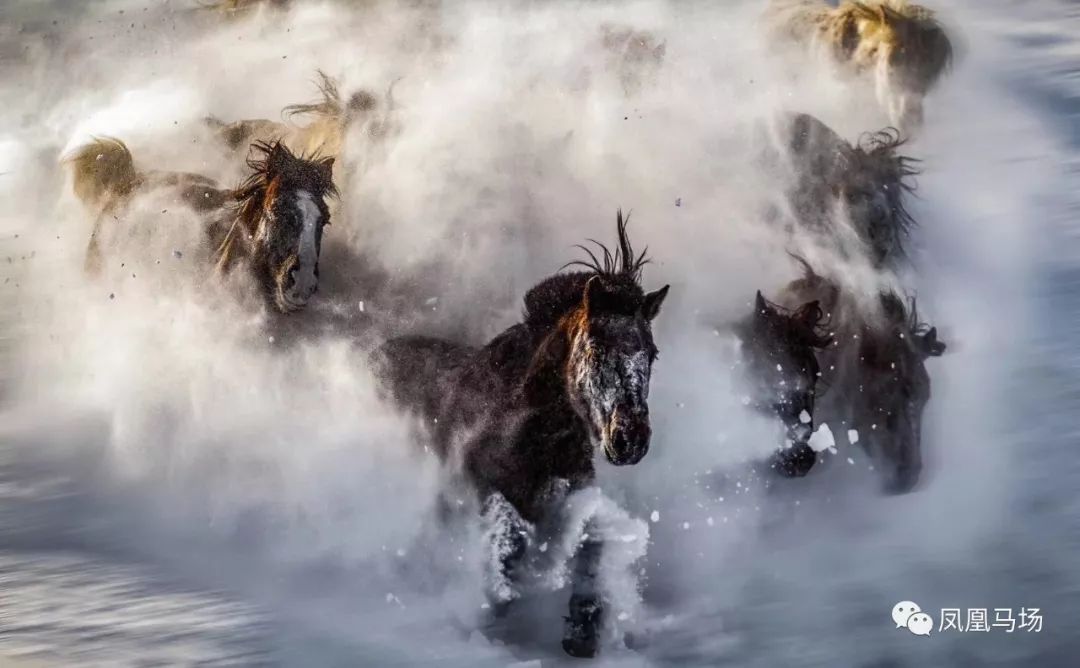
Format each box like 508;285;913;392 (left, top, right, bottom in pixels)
63;137;139;213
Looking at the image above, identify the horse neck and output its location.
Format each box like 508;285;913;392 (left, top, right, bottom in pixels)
516;313;598;490
523;311;589;426
523;317;571;402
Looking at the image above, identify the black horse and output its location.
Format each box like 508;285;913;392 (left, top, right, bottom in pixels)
778;259;946;493
735;289;832;478
776;112;920;268
373;211;669;658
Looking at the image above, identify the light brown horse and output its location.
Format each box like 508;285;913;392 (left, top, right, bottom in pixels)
65;138;336;313
765;0;953;132
205;70;397;174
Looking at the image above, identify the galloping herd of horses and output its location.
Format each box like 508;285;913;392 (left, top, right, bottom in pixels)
63;0;954;658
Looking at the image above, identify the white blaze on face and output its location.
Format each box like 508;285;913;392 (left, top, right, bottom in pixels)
292;190;321;299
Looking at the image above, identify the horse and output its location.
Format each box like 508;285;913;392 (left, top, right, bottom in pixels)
372;211;669;658
764;0;953;132
778;112;920;269
777;258;946;493
64;138;336;313
734;289;832;478
205;70;396;171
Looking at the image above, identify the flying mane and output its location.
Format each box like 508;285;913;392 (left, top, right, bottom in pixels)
851;126;921;240
283;70;379;121
522;210;651;332
215;140;337;266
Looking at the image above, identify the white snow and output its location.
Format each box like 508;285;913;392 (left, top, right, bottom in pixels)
808;423;836;452
799;409;812;424
847;429;859;444
650;510;660;523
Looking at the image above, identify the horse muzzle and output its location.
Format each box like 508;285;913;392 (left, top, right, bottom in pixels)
275;259;318;312
603;412;651;466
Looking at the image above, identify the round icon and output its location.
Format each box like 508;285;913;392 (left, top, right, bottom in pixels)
892;601;922;628
907;612;934;636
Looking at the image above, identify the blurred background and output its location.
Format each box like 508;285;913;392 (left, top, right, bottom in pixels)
0;0;1077;665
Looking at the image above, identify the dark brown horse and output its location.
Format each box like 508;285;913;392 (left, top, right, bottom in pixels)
735;290;832;477
65;138;336;313
780;112;920;268
214;141;337;312
373;211;669;658
778;258;946;493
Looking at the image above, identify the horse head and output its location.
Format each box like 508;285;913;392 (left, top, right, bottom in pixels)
867;1;953;131
741;291;832;450
552;211;669;467
856;291;946;493
228;141;336;312
839;128;919;267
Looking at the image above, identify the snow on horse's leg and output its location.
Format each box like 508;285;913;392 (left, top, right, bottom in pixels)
480;493;531;617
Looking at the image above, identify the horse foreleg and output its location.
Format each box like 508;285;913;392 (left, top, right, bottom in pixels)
480;493;530;616
562;525;605;658
772;441;816;477
771;406;816;477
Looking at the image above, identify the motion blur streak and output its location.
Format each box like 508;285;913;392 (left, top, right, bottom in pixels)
0;0;1077;665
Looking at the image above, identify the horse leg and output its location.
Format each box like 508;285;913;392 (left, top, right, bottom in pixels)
772;441;816;477
562;525;605;658
770;405;816;477
480;493;530;617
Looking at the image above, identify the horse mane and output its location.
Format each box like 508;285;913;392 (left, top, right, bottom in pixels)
563;209;650;280
759;292;833;350
852;127;921;240
284;70;378;122
880;291;932;336
233;139;337;204
216;140;337;266
523;210;651;331
844;1;953;80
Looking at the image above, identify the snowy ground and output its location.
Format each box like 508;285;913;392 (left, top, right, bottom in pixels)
1;0;1078;666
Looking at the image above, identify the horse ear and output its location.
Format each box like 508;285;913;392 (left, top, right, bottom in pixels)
317;157;335;188
642;284;670;321
266;141;290;175
582;274;607;312
754;290;767;312
922;327;947;357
